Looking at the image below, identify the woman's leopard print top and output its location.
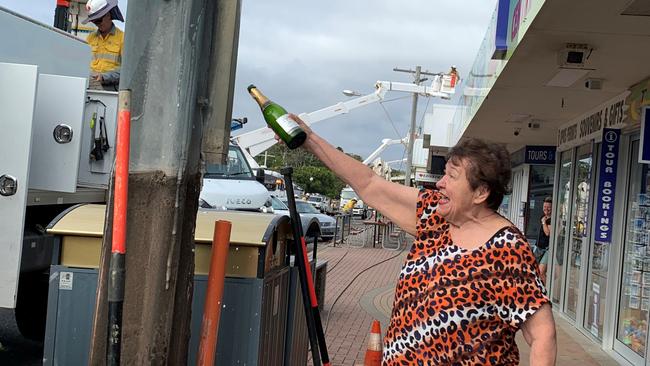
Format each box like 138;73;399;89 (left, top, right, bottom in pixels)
383;190;549;365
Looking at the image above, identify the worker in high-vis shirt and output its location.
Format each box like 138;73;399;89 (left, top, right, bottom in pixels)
342;198;358;214
83;0;124;90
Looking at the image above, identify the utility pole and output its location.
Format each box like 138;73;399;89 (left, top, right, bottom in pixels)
88;0;241;364
393;66;440;186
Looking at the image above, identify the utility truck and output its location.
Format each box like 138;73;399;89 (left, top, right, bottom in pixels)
0;6;114;339
0;6;270;341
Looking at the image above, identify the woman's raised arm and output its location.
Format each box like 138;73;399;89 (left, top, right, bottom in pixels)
294;115;420;235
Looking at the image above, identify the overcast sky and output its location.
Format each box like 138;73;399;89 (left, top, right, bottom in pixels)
1;0;496;165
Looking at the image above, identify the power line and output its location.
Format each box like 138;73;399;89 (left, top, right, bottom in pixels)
378;102;403;139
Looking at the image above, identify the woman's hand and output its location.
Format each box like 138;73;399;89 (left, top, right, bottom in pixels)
288;113;313;135
273;113;314;146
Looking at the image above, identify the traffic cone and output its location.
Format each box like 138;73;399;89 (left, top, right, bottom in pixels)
363;320;382;366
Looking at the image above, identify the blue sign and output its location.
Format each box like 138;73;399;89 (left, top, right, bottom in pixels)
640;106;650;164
594;128;621;244
524;146;556;164
492;0;510;59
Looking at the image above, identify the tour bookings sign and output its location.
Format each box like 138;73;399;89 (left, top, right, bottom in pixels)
594;128;620;244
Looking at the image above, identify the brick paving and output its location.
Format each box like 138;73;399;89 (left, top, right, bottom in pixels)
316;245;406;365
312;228;623;366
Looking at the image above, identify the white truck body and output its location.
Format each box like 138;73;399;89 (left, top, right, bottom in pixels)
0;7;114;309
0;8;272;314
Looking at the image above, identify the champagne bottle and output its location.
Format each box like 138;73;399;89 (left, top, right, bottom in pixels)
247;85;307;149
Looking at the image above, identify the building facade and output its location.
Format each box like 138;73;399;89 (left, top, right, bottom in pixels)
432;0;650;363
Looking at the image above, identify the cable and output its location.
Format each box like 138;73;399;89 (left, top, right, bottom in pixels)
378;102;403;139
379;92;416;139
324;244;407;335
326;248;350;274
416;96;432;136
380;95;412;104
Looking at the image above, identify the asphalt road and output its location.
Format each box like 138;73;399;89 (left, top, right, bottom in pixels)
0;309;42;366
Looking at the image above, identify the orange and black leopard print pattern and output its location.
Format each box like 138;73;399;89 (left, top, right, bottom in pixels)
383;189;549;365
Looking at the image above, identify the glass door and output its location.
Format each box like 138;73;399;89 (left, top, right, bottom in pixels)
565;143;594;320
551;150;574;305
615;140;650;363
525;165;555;247
584;143;608;339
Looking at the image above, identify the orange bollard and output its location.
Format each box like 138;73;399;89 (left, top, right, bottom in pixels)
197;220;232;366
363;320;383;366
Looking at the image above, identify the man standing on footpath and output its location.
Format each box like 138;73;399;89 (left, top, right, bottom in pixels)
83;0;125;91
535;197;553;283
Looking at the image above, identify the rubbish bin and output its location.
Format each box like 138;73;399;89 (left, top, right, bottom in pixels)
43;204;306;365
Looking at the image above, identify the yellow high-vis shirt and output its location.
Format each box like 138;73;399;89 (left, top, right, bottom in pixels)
342;200;357;212
87;25;124;82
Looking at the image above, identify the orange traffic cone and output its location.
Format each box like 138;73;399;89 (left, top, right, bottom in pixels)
363;320;382;366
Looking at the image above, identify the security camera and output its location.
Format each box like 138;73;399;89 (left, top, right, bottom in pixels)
557;43;591;68
527;121;541;130
584;78;603;90
514;128;521;136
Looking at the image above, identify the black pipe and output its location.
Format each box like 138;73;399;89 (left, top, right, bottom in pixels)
281;167;330;366
53;3;69;31
107;252;125;365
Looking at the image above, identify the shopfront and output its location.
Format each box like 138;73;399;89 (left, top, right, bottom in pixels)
548;85;650;365
504;146;555;238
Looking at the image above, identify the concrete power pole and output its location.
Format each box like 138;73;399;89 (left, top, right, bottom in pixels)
394;66;440;186
88;0;241;364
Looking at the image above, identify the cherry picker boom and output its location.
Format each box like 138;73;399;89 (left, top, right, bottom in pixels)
233;74;458;168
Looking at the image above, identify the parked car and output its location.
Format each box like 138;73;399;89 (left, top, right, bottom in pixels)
306;194;332;214
271;197;336;241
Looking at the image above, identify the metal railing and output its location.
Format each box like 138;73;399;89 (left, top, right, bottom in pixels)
332;213;352;246
331;212;408;250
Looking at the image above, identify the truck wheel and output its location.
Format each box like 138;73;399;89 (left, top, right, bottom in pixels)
15;271;49;341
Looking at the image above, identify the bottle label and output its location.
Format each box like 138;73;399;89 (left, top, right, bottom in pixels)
276;114;302;135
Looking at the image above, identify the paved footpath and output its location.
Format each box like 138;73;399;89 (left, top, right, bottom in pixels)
315;242;623;366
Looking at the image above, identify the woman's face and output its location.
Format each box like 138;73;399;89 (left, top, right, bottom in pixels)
435;159;480;224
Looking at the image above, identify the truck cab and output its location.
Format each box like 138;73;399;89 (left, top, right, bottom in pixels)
199;143;272;212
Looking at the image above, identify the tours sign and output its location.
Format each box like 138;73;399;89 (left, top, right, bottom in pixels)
594;128;620;244
557;92;629;151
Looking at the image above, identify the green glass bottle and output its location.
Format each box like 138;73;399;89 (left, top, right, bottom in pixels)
247;85;307;149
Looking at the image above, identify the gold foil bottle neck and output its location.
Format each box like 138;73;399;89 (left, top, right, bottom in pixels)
248;85;270;107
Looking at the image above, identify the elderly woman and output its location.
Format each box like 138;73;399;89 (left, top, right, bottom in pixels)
287;115;556;365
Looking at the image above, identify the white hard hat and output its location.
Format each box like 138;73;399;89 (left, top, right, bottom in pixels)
83;0;124;24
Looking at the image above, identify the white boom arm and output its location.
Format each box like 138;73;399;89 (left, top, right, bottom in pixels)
386;158;407;165
234;79;453;164
362;137;407;165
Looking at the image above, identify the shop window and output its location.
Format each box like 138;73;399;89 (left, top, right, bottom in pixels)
551;151;573;305
617;140;650;356
584;143;608;339
565;144;593;320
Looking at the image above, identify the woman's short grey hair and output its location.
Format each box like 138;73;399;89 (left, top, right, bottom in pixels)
446;138;511;210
